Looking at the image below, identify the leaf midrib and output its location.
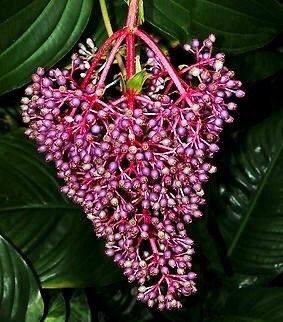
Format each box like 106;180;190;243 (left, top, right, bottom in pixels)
228;135;283;256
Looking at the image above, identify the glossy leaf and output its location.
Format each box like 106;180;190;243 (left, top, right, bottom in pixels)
98;0;283;53
144;0;191;41
0;0;93;94
94;0;190;45
183;0;283;53
215;114;283;277
229;50;283;83
94;283;153;322
160;297;202;322
44;292;66;322
93;0;127;45
0;131;121;288
69;290;91;322
211;287;283;322
0;234;44;322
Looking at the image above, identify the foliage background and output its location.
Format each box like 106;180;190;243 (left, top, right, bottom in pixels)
0;0;282;321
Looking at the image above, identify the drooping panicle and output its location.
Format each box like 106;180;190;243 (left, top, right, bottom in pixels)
21;1;244;310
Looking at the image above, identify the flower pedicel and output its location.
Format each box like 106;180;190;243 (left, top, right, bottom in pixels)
21;0;244;310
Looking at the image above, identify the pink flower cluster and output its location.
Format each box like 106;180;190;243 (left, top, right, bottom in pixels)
21;1;244;310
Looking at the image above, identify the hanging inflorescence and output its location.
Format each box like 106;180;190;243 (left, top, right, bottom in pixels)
21;0;244;310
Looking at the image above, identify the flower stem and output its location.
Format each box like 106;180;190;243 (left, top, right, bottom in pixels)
135;29;186;96
99;0;114;36
125;0;140;79
125;0;140;110
81;30;125;89
150;238;159;255
126;0;140;30
99;0;126;77
126;33;136;110
135;29;193;106
126;33;135;79
96;33;127;92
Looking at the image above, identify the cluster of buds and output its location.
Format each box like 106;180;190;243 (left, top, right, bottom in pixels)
21;0;244;310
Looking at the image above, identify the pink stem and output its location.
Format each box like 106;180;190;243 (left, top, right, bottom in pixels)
150;238;159;254
126;0;140;30
96;33;127;91
81;29;126;89
126;32;136;110
126;33;135;79
135;29;190;99
125;0;140;110
165;58;216;94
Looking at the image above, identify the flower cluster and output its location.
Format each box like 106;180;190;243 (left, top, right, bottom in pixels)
21;2;244;310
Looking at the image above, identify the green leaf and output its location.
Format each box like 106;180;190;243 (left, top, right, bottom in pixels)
229;50;283;83
160;297;202;322
185;0;283;53
95;0;283;53
93;0;127;46
138;0;145;25
214;114;283;277
127;71;148;92
93;0;190;45
0;0;93;95
44;290;91;322
144;0;191;41
210;288;283;322
0;107;20;133
44;292;66;322
95;284;153;322
69;290;91;322
0;234;44;322
0;131;121;288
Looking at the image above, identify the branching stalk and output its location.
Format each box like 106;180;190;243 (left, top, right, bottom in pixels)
99;0;126;77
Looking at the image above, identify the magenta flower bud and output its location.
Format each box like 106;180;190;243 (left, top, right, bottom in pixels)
209;144;219;152
142;199;150;209
108;161;118;172
70;97;81;107
57;75;66;85
236;89;245;98
91;125;101;134
192;39;199;47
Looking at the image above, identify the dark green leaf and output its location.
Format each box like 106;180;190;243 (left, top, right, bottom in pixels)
0;0;93;94
0;234;44;322
210;287;283;322
44;292;66;322
229;50;283;83
215;114;283;277
95;284;153;322
185;0;283;53
95;0;283;53
93;0;127;46
69;290;91;322
0;106;20;133
93;0;190;45
160;298;202;322
0;131;121;288
144;0;191;41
